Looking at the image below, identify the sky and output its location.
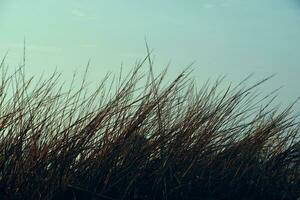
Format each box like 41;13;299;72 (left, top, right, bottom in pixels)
0;0;300;110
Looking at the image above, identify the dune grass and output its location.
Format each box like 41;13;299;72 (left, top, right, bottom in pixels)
0;53;299;200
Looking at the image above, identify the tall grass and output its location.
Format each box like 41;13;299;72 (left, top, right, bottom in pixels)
0;54;299;200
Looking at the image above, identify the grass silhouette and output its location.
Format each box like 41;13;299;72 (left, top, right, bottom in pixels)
0;53;299;200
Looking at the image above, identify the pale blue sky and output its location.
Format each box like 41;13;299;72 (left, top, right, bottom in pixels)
0;0;300;109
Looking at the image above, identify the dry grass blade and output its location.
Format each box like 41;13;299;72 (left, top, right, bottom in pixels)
0;53;299;200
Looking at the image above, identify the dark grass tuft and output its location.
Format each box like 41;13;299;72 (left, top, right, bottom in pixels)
0;54;299;200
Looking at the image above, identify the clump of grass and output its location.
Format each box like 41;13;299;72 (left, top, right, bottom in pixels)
0;53;299;200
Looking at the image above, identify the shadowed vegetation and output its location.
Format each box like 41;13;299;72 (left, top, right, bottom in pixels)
0;53;299;200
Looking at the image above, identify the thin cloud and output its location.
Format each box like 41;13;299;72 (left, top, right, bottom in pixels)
71;8;97;20
71;9;86;18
